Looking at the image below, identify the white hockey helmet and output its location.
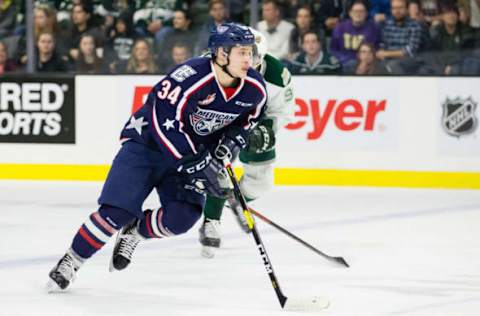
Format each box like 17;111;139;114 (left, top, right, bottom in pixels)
248;27;268;68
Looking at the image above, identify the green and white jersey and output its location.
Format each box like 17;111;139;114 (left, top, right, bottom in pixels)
258;53;295;132
239;54;295;164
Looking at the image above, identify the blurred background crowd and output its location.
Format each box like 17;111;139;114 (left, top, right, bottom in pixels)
0;0;479;75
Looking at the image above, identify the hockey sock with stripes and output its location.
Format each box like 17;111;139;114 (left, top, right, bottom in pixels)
138;203;201;238
137;208;174;238
70;205;135;259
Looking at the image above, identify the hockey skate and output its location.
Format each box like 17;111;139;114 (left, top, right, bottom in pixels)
46;250;83;292
199;219;221;258
109;220;144;272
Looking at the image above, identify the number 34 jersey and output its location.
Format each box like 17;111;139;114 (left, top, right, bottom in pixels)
120;57;267;161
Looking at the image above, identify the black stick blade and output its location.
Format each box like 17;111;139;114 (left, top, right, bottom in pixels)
333;256;349;268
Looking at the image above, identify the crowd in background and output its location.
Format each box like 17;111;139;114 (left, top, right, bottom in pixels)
0;0;479;75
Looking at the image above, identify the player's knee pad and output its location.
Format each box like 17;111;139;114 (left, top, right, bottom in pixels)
239;163;274;200
162;201;202;235
98;204;137;230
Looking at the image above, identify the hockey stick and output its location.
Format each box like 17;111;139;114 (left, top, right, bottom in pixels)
222;158;329;311
242;207;349;268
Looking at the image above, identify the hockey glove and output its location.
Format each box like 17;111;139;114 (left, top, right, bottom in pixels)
214;126;248;162
246;119;276;154
177;150;229;198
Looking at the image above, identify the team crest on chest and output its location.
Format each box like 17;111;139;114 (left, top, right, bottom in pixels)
190;108;238;136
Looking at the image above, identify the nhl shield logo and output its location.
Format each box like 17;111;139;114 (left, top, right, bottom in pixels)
441;97;477;137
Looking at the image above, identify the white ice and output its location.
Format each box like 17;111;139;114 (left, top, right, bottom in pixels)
1;180;479;316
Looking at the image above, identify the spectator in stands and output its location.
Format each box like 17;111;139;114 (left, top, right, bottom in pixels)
311;0;343;34
290;31;342;74
282;0;302;21
428;4;476;74
160;42;192;73
344;42;389;74
171;42;191;64
377;0;423;73
61;3;106;62
195;0;229;56
256;0;295;60
36;32;69;72
98;1;136;18
414;0;442;26
35;5;59;39
0;40;17;74
227;0;247;23
0;0;16;38
408;0;432;50
289;5;325;58
106;11;136;72
75;33;106;73
330;0;380;67
132;0;176;40
370;0;391;22
16;4;61;67
92;0;135;35
458;0;480;29
119;38;157;74
156;9;196;68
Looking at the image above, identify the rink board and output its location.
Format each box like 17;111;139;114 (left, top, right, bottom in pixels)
0;164;479;189
0;75;479;188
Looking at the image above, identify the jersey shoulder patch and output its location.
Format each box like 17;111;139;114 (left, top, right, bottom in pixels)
168;57;210;83
170;65;197;82
263;54;291;88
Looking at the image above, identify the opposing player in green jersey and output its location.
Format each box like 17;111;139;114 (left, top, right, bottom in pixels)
199;28;295;258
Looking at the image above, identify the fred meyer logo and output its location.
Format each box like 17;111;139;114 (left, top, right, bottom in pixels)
286;98;387;139
0;78;75;143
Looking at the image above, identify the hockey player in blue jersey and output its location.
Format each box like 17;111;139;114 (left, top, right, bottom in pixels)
47;23;267;292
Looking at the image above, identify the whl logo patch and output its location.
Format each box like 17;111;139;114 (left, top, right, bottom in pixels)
198;93;216;106
190;108;238;136
442;97;477;137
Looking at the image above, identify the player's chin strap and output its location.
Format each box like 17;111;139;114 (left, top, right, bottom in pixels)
214;49;239;80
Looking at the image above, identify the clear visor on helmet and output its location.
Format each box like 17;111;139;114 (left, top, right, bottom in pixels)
221;44;258;67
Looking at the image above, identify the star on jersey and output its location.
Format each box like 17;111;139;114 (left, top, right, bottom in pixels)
162;118;175;131
126;116;148;135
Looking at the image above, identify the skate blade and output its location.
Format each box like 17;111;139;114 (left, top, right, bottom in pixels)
109;231;121;272
201;246;216;258
45;279;63;293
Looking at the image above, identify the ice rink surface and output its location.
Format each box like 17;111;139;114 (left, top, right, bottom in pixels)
0;180;479;316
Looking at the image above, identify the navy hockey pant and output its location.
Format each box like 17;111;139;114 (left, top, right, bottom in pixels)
70;141;204;259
